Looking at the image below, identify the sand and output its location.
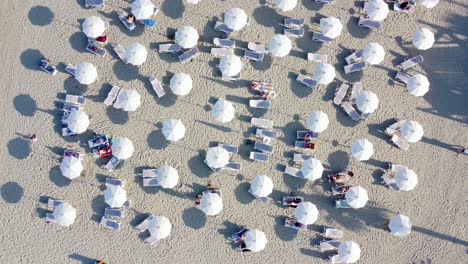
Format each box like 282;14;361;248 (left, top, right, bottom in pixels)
1;0;467;263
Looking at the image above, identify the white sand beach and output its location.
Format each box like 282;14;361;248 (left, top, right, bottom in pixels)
1;0;467;263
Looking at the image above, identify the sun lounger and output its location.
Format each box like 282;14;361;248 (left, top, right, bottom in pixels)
297;130;319;139
349;82;363;104
158;44;182;53
385;119;407;135
62;102;81;112
319;240;341;252
224;162;241;171
86;42;106;57
218;143;238;154
329;254;344;264
142;169;157;178
256;128;277;139
333;83;349;105
211;47;234;57
395;71;411;84
143;177;158;187
358;17;381;30
149;77;166;98
282;196;304;205
213;38;236;48
244;50;264;61
178;47;199;63
144;235;159;245
248;188;269;203
221;72;241;81
62;127;77;137
118;12;136;31
45;213;56;223
65;64;76;76
39;59;57;75
104;85;121;106
249;100;270;109
284;166;304;178
214;21;234;34
85;0;105;8
135;214;154;232
100;217;120;230
391;135;410;151
63;150;82;159
105;177;125;187
285;218;308;230
296;74;318;88
284;28;304;38
335;200;351;208
283;18;305;28
293;153;313;163
104;207;124;219
204;159;223;173
381;173;400;191
329;172;350;184
113;45;127;63
231;227;250;242
247;42;268;54
88;35;108;45
295;140;315;150
312;32;333;43
65;94;86;106
389;164;405;173
332;185;351;196
341;102;361;121
88;135;108;148
399;55;424;71
136;18;156;28
344;61;366;74
104;156;121;171
323;228;344;239
251;117;273;129
249;151;269;162
308;53;328;63
345;49;364;64
316;0;334;3
254;141;273;153
47;198;64;208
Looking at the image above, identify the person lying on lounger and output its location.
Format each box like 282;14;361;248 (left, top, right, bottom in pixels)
334;186;350;199
194;194;202;205
127;14;135;24
304;140;315;150
288;219;306;228
285;197;303;208
330;171;354;184
97;143;112;157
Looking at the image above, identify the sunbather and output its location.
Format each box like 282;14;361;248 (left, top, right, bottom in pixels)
127;14;135;24
288;219;306;228
334;186;350;199
30;133;38;143
237;241;251;252
40;58;50;68
285;197;302;208
194;194;202;205
304;141;315;150
304;131;315;140
251;81;273;93
97;143;112;157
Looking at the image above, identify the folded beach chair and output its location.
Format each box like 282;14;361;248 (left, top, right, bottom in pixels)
399;55;424;71
218;143;238;154
256;128;277;139
39;59;58;75
284;28;304;38
65;64;76;76
297;130;319;139
178;47;199;63
319;240;341;252
395;71;411;84
47;198;64;208
349;82;363;104
100;217;120;230
249;151;269;162
211;47;233;57
345;49;364;64
65;94;86;106
308;53;328;63
142;169;157;178
62;127;77;137
244;50;264;61
221;72;241;81
283;18;305;28
113;45;127;63
329;254;344;264
143;177;158;187
335;200;351;208
86;43;106;57
149;77;166;98
136;18;156;28
105;177;125;187
158;44;182;53
248;188;269;203
333;83;349;105
247;42;268;54
135;214;154;232
296;74;318;88
214;21;234;34
294;140;314;150
145;235;159;245
213;38;236;48
118;12;136;31
323;228;344;239
341;102;361;121
312;32;333;43
104;208;124;219
204;159;223;173
391;135;410;151
88;35;108;45
104;85;121;106
85;0;105;8
251;117;273;129
284;166;304;178
293;153;314;163
282;196;304;205
358;17;381;30
344;61;366;74
224;162;241;171
285;218;308;230
316;0;334;3
104;156;121;171
88;135;108;148
254;141;273;153
385;119;407;135
381;173;400;191
249;100;270;109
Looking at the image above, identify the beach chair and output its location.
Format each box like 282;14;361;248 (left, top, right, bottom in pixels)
247;42;268;54
143;177;158;187
248;188;269;203
249;100;270;109
335;200;351;208
333;83;349;105
113;45;127;63
45;213;56;223
361;112;371;120
213;38;236;48
136;18;156;28
385;119;407;135
62;102;81;112
381;173;400;191
135;214;154;232
142;169;157;178
283;18;305;28
178;47;199;63
399;55;424;71
211;47;233;57
285;218;308;230
251;117;273;129
104;85;121;106
293;153;314;163
296;74;317;88
47;198;64;209
323;228;344;239
391;135;410;151
332;185;352;196
224;162;241;171
295;140;315;150
39;59;58;75
256;128;277;139
65;64;76;76
316;0;334;3
297;130;319;139
349;82;363;104
249;151;269;162
282;196;304;205
389;164;405;173
204;160;223;173
221;72;241;81
244;50;264;61
329;254;344;264
319;240;341;252
358;17;381;30
86;42;106;57
158;44;182;53
308;53;328;63
63;150;82;159
88;35;108;45
214;21;234;34
62;127;76;137
65;94;86;106
344;61;366;74
100;217;120;230
144;235;159;245
148;77;166;98
341;102;361;121
104;208;124;219
254;141;273;153
395;71;411;84
105;177;125;187
88;135;108;148
104;156;121;171
118;12;136;31
85;0;105;8
218;143;238;154
345;49;364;64
312;32;333;43
284;166;304;178
230;227;250;242
284;28;304;38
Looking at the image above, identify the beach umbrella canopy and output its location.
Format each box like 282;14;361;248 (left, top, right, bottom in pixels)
131;0;155;20
275;0;297;11
75;62;97;85
205;146;230;168
295;202;319;225
250;175;273;197
219;54;242;76
125;43;147;66
53;203;77;226
407;74;430;97
366;0;389;21
338;241;361;263
148;216;172;239
224;8;248;31
300;158;324;181
400;120;423;143
170;73;193;96
418;0;439;8
320;17;343;39
313;63;335;84
356;91;379;114
114;89;141;112
412;28;435;50
82;16;105;38
389;214;412;237
200;192;223;215
363;42;385;65
66;109;89;134
104;185;127;208
60;156;83;179
156;165;179;189
212;99;235;123
244;229;267;252
306;111;329;132
351;138;374;161
111;137;134;160
186;0;201;4
268;34;292;57
162;118;186;142
394;167;418;191
345;186;368;208
175;26;199;49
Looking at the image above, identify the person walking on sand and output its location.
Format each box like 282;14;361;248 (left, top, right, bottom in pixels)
30;134;37;143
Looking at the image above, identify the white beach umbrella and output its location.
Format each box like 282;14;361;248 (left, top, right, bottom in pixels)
104;185;127;208
75;62;97;85
356;91;379;114
131;0;155;20
244;229;267;252
275;0;297;11
394;167;418;191
389;214;412;237
156;165;179;189
400;120;424;143
60;156;83;179
407;74;430;97
200;192;223;216
313;63;335;84
224;8;248;31
351;138;374;161
175;26;199;49
212;99;235;123
148;215;172;239
418;0;439;8
412;28;435;50
250;175;273;197
111;137;134;160
114;89;141;112
205;146;230;168
306;111;329;133
186;0;201;4
345;186;368;208
125;43;147;66
219;54;242;76
300;158;324;181
268;34;292;57
53;203;77;226
320;17;343;39
170;73;193;96
338;241;361;263
82;16;105;38
363;42;385;65
295;202;319;225
162;119;186;142
366;0;389;21
66;109;89;134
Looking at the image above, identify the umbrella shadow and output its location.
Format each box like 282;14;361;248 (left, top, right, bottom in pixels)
112;62;141;81
20;49;44;71
278;164;307;190
1;182;24;204
147;128;170;150
28;6;54;26
288;71;313;98
63;75;88;96
7;137;31;160
273;215;298;241
68;31;87;53
346;16;371;40
13;94;37;117
325;150;350;172
49;165;72;188
277;114;303;146
106;107;129;125
182;207;206;229
217;220;242;249
250;54;274;72
187;151;211;178
366;119;396;142
68;253;97;263
91;195;107;223
161;0;185;20
195;119;233;133
296;26;322;55
234;181;255;204
252;5;285;31
301;0;324;11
